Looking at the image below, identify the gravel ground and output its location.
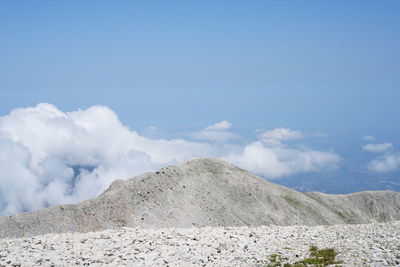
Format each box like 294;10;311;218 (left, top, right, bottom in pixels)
1;221;399;266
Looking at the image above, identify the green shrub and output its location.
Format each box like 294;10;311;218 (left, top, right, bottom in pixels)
264;245;342;267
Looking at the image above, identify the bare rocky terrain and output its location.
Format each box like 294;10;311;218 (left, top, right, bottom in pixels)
1;221;399;266
1;158;400;239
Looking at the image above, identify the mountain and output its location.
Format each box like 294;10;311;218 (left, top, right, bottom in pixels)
1;158;399;238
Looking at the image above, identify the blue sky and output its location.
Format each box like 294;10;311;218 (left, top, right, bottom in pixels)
0;1;400;215
1;1;400;129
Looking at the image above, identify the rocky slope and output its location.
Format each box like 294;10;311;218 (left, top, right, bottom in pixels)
1;158;400;238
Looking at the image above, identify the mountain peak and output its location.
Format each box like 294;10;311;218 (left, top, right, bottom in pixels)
1;158;399;238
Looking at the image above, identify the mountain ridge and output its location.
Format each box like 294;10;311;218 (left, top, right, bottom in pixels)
1;158;399;238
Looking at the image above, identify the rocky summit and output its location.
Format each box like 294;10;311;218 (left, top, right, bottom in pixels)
1;158;400;238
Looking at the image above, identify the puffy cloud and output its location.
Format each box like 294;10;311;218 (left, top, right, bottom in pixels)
260;128;305;141
225;141;340;179
192;121;238;142
205;120;232;131
0;104;214;215
363;140;399;172
0;104;340;216
362;143;393;153
367;154;400;173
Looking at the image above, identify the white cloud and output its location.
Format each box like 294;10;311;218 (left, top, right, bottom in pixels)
364;141;399;172
225;141;340;179
362;143;393;153
260;128;305;141
192;120;238;142
0;104;340;216
192;130;238;143
367;154;400;173
362;135;375;141
205;120;232;131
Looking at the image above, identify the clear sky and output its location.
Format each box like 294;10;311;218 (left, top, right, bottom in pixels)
0;1;400;215
1;1;399;129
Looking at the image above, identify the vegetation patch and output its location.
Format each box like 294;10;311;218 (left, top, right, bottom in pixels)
334;211;346;220
262;245;342;267
204;164;222;175
333;210;351;223
268;254;288;266
283;195;301;207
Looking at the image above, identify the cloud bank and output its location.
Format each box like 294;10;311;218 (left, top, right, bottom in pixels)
226;141;340;179
0;103;340;216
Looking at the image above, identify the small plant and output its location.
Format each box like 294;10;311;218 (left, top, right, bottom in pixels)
269;254;289;266
304;245;340;265
333;211;351;223
263;245;342;267
283;195;301;207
